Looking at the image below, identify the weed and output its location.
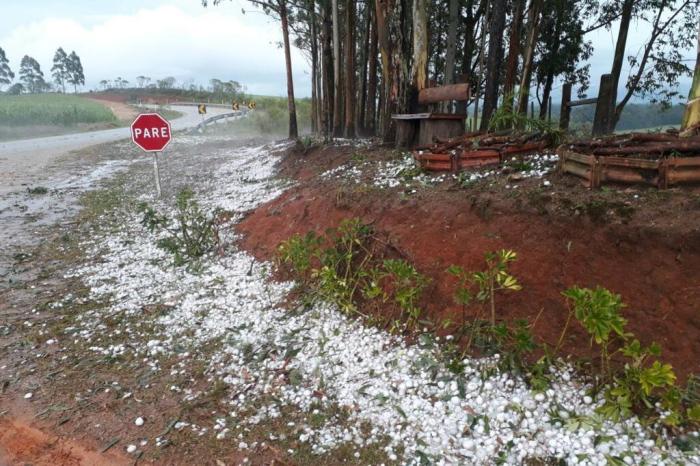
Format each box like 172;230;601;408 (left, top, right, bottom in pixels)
487;97;563;145
560;286;628;378
381;259;429;329
399;164;423;181
138;188;223;267
27;186;49;195
560;286;697;424
448;250;522;329
277;218;428;330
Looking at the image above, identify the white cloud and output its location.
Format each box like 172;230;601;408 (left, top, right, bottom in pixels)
0;3;311;96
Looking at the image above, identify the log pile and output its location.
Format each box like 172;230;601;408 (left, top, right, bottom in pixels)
560;131;700;159
558;131;700;189
413;131;553;172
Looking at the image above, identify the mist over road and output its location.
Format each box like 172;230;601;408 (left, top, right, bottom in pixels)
0;105;232;195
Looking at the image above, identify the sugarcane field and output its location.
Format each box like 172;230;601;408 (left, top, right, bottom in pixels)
1;1;700;465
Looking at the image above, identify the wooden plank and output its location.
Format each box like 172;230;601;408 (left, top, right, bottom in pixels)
392;113;432;120
567;98;598;108
418;83;470;104
392;113;467;121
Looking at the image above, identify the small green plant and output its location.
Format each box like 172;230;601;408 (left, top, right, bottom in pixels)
448;250;522;329
27;186;49;195
276;219;428;330
138;188;222;266
277;231;323;284
560;286;628;378
381;259;429;329
487;97;562;145
561;285;688;424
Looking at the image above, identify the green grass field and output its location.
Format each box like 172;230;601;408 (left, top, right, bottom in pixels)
0;94;118;126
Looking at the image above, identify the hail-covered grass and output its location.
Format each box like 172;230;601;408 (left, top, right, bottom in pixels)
59;141;698;465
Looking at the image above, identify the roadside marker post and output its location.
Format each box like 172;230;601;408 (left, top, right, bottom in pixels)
130;113;172;198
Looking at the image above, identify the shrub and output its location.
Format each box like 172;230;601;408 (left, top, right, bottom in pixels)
138;188;222;267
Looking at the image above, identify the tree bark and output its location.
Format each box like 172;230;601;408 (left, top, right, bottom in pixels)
279;0;298;140
366;8;379;133
682;17;700;134
539;71;554;120
321;1;334;139
357;1;372;134
503;0;525;113
310;0;319;134
606;0;635;133
344;0;356;138
332;0;343;136
516;0;543;116
445;0;459;86
472;4;488;125
480;0;507;131
375;0;394;141
411;0;429;92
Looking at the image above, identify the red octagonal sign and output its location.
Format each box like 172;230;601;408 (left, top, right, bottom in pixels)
131;113;172;152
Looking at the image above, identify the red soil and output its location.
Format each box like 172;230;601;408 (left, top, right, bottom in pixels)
0;415;128;466
237;143;700;380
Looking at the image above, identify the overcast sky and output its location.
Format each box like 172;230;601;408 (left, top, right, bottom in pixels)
0;1;695;101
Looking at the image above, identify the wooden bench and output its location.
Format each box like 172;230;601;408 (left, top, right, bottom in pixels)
392;83;470;148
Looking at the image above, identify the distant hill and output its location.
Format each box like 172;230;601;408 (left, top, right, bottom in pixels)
557;102;685;131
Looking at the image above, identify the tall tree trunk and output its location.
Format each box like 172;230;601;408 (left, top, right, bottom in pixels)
480;0;507;131
357;1;372;134
279;0;298;139
681;16;700;134
473;3;488;126
411;0;429;92
606;0;635;133
444;0;459;85
375;0;394;141
366;8;379;133
332;0;343;136
322;1;334;139
310;0;322;134
516;0;543;116
457;0;479;115
344;0;356;138
539;71;554;119
503;0;525;113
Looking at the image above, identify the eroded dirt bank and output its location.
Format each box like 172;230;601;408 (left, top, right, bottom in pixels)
237;142;700;379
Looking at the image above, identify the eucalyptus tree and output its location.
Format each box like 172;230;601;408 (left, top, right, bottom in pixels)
51;47;69;92
66;51;85;93
0;47;14;90
19;55;47;93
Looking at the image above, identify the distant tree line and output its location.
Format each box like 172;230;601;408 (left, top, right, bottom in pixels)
0;46;84;95
96;75;247;102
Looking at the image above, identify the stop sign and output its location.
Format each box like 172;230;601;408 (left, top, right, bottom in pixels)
131;113;172;152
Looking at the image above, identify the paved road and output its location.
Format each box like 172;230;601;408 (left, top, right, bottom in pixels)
0;105;231;195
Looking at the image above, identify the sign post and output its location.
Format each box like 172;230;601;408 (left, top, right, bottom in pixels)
130;113;172;198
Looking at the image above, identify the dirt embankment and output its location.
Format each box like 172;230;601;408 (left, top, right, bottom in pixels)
237;143;700;380
84;97;139;122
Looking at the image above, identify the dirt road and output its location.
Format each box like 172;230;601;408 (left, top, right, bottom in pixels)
0;104;232;196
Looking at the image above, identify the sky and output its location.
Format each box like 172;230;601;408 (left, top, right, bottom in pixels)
0;0;313;97
0;1;695;101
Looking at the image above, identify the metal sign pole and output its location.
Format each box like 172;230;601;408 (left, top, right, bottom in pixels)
153;151;162;198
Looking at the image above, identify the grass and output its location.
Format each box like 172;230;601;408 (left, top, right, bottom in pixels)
209;96;313;136
0;94;118;127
